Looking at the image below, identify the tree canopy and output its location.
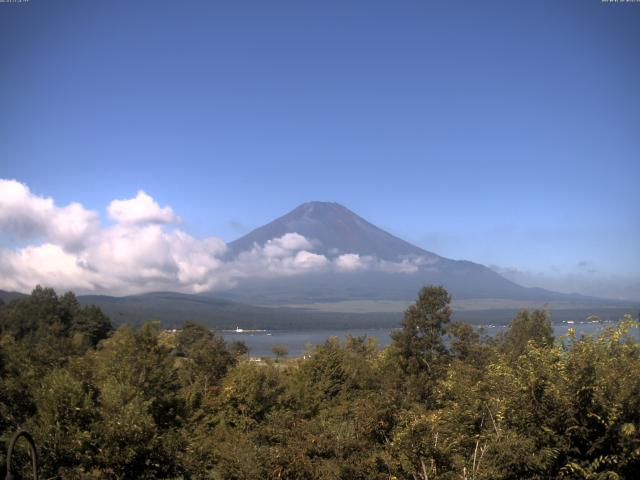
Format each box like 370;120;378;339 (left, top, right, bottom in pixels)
0;285;638;479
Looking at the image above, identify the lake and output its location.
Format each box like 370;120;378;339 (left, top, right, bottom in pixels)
221;321;636;357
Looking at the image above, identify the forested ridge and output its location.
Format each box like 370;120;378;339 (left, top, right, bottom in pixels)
0;286;638;479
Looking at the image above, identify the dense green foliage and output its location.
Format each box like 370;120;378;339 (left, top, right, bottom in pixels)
0;286;639;479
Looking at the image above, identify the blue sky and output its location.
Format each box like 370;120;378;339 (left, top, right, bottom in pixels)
1;0;639;298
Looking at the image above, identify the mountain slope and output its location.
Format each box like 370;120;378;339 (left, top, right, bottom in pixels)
229;201;435;260
0;289;28;303
225;202;569;302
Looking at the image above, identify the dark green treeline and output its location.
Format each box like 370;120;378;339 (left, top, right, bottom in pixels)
0;285;639;479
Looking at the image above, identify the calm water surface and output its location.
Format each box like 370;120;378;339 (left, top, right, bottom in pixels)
221;322;635;358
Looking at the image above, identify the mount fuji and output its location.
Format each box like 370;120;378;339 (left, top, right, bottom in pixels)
220;201;582;305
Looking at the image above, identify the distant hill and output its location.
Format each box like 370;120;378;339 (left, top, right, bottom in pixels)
76;291;402;330
0;289;27;303
2;289;633;331
224;201;592;303
75;292;636;330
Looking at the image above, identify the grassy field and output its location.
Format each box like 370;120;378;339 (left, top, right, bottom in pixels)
284;298;634;313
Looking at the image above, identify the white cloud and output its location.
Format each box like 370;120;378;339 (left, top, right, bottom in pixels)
107;190;179;225
230;236;329;278
293;250;330;270
0;182;224;294
0;180;428;295
0;243;98;293
0;179;99;251
261;233;313;258
377;258;421;274
335;253;368;272
83;224;230;294
333;253;430;274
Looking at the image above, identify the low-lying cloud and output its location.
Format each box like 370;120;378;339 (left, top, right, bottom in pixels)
0;179;425;295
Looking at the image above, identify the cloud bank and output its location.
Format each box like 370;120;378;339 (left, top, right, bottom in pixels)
0;180;424;295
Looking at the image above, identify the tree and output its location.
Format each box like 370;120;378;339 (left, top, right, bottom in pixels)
296;337;349;415
390;285;452;402
89;322;185;478
0;286;70;340
0;287;111;349
272;344;289;360
71;304;112;347
175;321;236;409
28;368;97;476
229;340;249;358
498;309;554;359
